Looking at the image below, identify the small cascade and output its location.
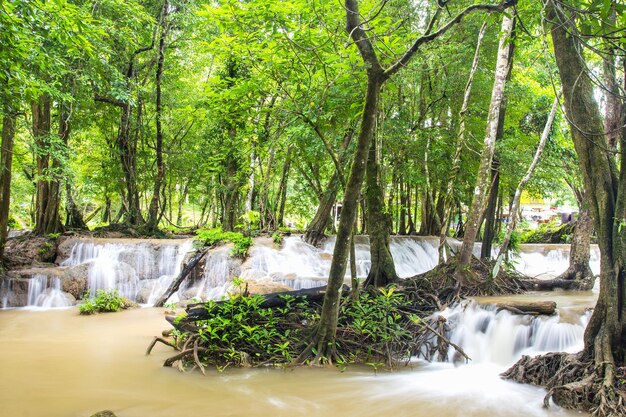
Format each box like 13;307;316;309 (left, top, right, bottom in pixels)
60;239;193;305
178;246;233;302
25;274;74;308
437;300;588;366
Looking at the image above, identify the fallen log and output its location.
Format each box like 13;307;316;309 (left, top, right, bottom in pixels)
184;284;350;321
489;300;556;315
525;277;594;292
153;248;208;307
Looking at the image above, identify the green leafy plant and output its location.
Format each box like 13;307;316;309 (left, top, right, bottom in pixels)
271;231;283;245
195;228;253;258
78;289;127;315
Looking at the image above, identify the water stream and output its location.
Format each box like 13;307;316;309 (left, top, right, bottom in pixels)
0;301;590;417
0;235;601;416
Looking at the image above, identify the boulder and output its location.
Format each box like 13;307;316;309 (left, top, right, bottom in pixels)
63;263;90;299
4;234;58;268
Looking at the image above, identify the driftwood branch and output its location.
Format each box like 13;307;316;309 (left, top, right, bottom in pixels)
153;248;208;307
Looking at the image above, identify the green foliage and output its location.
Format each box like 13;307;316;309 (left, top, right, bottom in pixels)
191;292;312;368
271;231;283;246
340;287;413;348
195;228;252;258
78;289;126;315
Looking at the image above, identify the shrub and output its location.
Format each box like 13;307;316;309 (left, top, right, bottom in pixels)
195;228;252;258
79;289;127;315
271;231;283;245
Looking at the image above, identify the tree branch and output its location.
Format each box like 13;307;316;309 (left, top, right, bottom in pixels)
383;0;516;80
345;0;384;77
93;95;126;108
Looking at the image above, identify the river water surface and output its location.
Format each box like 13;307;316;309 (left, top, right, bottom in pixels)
0;300;589;417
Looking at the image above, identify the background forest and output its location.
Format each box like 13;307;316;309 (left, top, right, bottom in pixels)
3;0;614;247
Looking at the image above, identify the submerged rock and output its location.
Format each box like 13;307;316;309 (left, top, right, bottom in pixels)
89;410;117;417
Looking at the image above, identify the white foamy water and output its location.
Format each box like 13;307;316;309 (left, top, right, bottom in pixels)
61;239;193;304
177;246;234;302
240;236;599;291
436;300;588;366
25;274;74;308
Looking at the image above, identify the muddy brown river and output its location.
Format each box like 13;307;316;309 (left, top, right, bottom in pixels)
0;304;586;417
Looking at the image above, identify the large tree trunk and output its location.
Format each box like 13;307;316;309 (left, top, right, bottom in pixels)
0;110;16;259
503;3;626;414
364;136;398;287
32;96;64;235
456;13;515;270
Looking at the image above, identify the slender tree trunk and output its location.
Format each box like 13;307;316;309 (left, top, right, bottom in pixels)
304;129;354;245
101;196;111;223
146;2;169;232
176;182;188;226
456;13;515;270
407;183;416;234
304;73;381;363
495;96;559;271
276;146;292;228
222;153;239;232
0;110;16;258
481;161;500;259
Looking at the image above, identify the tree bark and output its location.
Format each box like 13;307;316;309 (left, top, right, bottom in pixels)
0;110;16;259
456;13;515;270
276;145;292;228
364;135;398;287
146;1;169;232
481;161;500;259
32;96;64;235
546;0;625;397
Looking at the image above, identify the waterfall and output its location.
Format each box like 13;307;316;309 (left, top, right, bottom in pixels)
24;274;74;308
61;239;193;305
177;246;233;302
435;300;588;366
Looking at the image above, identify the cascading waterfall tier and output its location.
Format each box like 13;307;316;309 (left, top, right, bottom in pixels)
240;236;600;291
60;239;194;304
435;300;589;366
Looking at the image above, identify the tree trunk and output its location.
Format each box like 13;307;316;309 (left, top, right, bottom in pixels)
276;145;292;228
456;13;515;270
495;96;559;273
304;128;354;246
0;110;16;259
176;182;189;226
33;96;64;235
363;134;398;287
65;181;87;229
222;154;239;232
481;161;500;259
304;73;381;363
146;2;169;232
507;2;626;412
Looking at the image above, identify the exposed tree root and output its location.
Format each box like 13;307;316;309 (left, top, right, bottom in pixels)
502;353;626;416
404;256;526;306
